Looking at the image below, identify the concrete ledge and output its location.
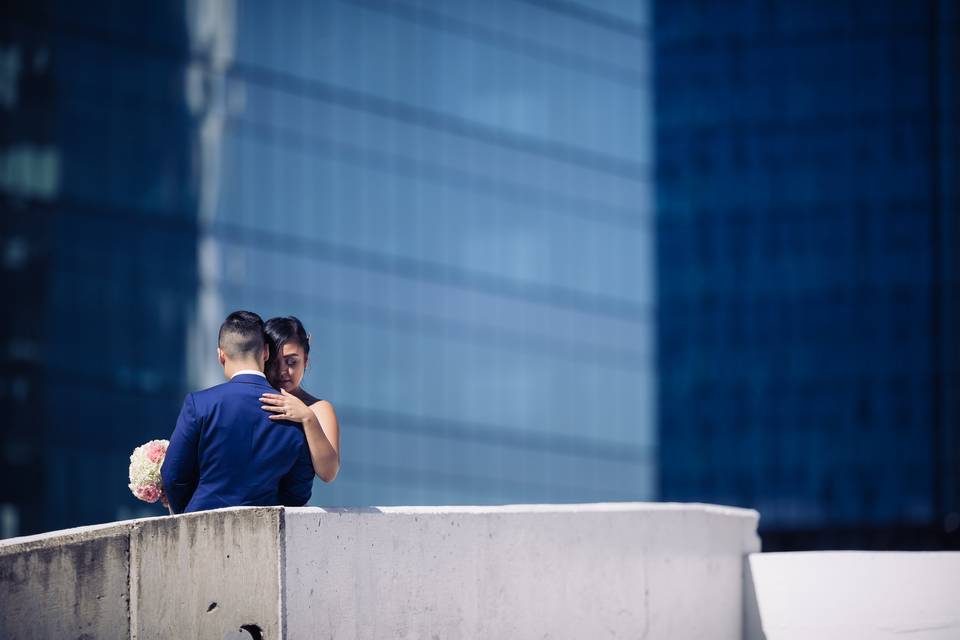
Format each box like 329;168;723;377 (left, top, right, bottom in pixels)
130;507;282;639
0;503;760;639
0;522;133;640
285;502;759;639
746;551;960;640
0;509;283;640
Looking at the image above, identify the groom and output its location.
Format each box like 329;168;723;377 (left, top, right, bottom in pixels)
162;310;314;513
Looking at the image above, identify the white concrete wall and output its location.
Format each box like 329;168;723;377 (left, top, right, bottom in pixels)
0;503;760;639
746;551;960;640
283;503;761;640
0;508;282;640
0;521;132;640
129;508;283;639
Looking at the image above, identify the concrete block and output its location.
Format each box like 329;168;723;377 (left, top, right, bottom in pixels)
129;507;283;640
748;551;960;640
0;503;762;639
0;522;131;640
283;502;760;640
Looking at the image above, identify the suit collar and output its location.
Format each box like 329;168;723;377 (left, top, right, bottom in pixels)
232;369;266;379
230;373;272;387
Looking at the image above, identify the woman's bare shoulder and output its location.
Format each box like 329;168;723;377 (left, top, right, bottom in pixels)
300;390;333;411
310;398;336;414
307;398;339;437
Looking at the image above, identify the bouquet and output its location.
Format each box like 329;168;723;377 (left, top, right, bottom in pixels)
128;439;170;511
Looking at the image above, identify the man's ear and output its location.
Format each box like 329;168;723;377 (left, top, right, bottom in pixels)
262;344;270;366
217;347;226;367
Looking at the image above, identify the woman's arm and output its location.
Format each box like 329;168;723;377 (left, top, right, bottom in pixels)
303;400;340;483
260;391;341;482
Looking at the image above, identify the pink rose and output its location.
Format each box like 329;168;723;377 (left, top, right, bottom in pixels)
136;485;160;503
145;441;166;464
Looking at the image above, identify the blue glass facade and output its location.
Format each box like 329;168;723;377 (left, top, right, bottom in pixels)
7;0;955;550
210;0;655;509
2;1;200;534
654;0;960;549
1;0;655;535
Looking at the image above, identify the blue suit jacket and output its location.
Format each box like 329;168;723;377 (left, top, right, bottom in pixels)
161;373;314;513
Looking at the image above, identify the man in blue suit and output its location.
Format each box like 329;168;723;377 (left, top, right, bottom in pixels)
162;310;314;513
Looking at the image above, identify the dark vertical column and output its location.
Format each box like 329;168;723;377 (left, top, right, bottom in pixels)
928;0;944;544
0;0;57;537
0;0;199;534
933;0;960;545
653;0;958;549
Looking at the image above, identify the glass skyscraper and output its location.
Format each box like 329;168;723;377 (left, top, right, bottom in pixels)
1;0;655;535
6;0;955;551
654;0;959;549
2;1;200;535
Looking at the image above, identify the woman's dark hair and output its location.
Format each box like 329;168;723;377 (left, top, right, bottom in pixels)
264;316;311;369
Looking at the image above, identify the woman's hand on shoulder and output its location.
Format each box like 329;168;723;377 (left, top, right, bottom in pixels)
260;389;314;424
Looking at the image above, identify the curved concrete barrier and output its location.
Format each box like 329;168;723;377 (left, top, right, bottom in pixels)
0;520;132;640
0;508;284;640
0;502;760;639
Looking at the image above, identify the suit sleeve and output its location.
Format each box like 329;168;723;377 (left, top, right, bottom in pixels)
161;393;201;514
278;436;314;507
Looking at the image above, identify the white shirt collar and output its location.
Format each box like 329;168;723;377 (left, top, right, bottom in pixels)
232;369;266;379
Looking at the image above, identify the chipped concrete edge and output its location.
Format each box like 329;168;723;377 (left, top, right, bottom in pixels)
1;506;287;640
278;506;288;640
287;501;761;519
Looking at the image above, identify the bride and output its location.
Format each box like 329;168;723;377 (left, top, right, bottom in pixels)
258;316;341;483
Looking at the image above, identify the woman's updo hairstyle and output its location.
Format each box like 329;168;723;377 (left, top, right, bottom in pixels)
264;316;311;370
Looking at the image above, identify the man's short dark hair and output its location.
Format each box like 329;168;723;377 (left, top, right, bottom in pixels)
218;310;265;359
